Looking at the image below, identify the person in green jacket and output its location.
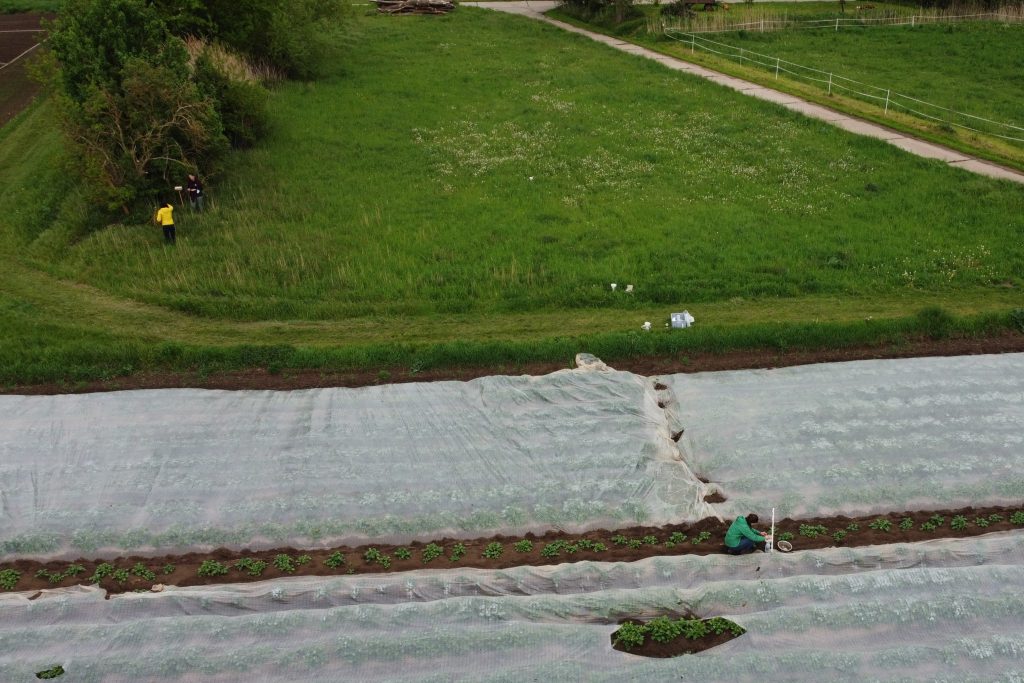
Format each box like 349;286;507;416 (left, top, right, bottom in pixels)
725;514;767;555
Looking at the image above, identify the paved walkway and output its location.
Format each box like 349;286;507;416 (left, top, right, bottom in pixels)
466;1;1024;185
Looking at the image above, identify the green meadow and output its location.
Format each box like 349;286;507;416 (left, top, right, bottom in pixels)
558;4;1024;167
1;7;1022;384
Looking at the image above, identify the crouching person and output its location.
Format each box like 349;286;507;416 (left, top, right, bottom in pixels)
725;513;767;555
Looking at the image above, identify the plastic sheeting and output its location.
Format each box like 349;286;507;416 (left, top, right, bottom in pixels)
664;353;1024;519
3;532;1024;682
0;369;712;559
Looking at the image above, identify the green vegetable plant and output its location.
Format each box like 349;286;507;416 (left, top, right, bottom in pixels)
669;532;687;544
131;563;156;581
275;554;299;573
706;617;745;636
197;560;229;577
35;665;65;680
611;534;628;546
449;543;467;562
325;551;346;568
627;539;642;549
296;555;311;565
592;542;608;552
422;543;443;563
36;569;63;584
681;619;709;639
394;548;412;560
0;568;21;590
846;523;859;532
692;531;712;544
89;563;116;584
951;515;968;531
974;516;990;528
1011;511;1024;525
110;568;128;585
832;530;847;544
513;540;533;553
162;563;176;575
777;531;794;542
799;524;828;539
920;521;938;532
613;622;647;650
642;535;658;545
648;616;683;643
989;513;1004;523
869;519;892;532
233;558;268;577
899;517;914;531
482;542;503;559
541;541;567;558
362;548;392;569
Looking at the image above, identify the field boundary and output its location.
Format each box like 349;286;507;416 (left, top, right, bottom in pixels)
662;10;1024;35
663;28;1024;143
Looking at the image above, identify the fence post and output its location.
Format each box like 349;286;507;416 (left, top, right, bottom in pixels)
739;47;743;63
691;33;695;54
835;17;839;31
775;57;780;79
911;15;915;27
828;72;833;95
884;89;890;114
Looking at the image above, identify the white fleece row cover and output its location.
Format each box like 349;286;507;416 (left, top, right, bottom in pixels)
2;532;1023;682
666;352;1024;519
0;369;711;559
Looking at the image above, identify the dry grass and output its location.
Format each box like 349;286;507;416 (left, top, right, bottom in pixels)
182;36;283;83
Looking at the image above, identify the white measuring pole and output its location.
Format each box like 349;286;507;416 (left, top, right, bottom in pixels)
770;507;775;553
828;72;833;95
691;33;695;54
775;57;779;79
884;89;890;114
835;17;839;31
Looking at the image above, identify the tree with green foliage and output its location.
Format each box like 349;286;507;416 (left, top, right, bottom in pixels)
40;0;225;211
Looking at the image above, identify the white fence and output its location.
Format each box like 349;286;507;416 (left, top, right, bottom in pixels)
664;27;1024;143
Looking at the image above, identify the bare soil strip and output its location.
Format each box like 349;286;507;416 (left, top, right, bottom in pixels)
4;504;1021;597
7;332;1024;395
0;13;49;127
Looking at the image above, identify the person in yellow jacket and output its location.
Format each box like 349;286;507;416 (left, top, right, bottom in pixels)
154;202;175;244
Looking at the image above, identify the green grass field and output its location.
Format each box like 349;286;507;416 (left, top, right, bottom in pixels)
1;7;1022;384
559;4;1024;167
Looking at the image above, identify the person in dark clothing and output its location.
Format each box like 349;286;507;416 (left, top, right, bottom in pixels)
186;173;204;211
724;513;768;555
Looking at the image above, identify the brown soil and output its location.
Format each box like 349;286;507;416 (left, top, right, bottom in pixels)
0;13;49;128
7;331;1024;395
3;504;1021;596
611;618;742;657
703;491;727;503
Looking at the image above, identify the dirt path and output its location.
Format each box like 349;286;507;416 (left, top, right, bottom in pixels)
466;2;1024;185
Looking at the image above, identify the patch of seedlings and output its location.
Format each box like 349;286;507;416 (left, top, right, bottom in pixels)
513;540;534;553
197;560;229;578
325;551;346;568
611;616;746;657
234;558;267;577
449;543;467;562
